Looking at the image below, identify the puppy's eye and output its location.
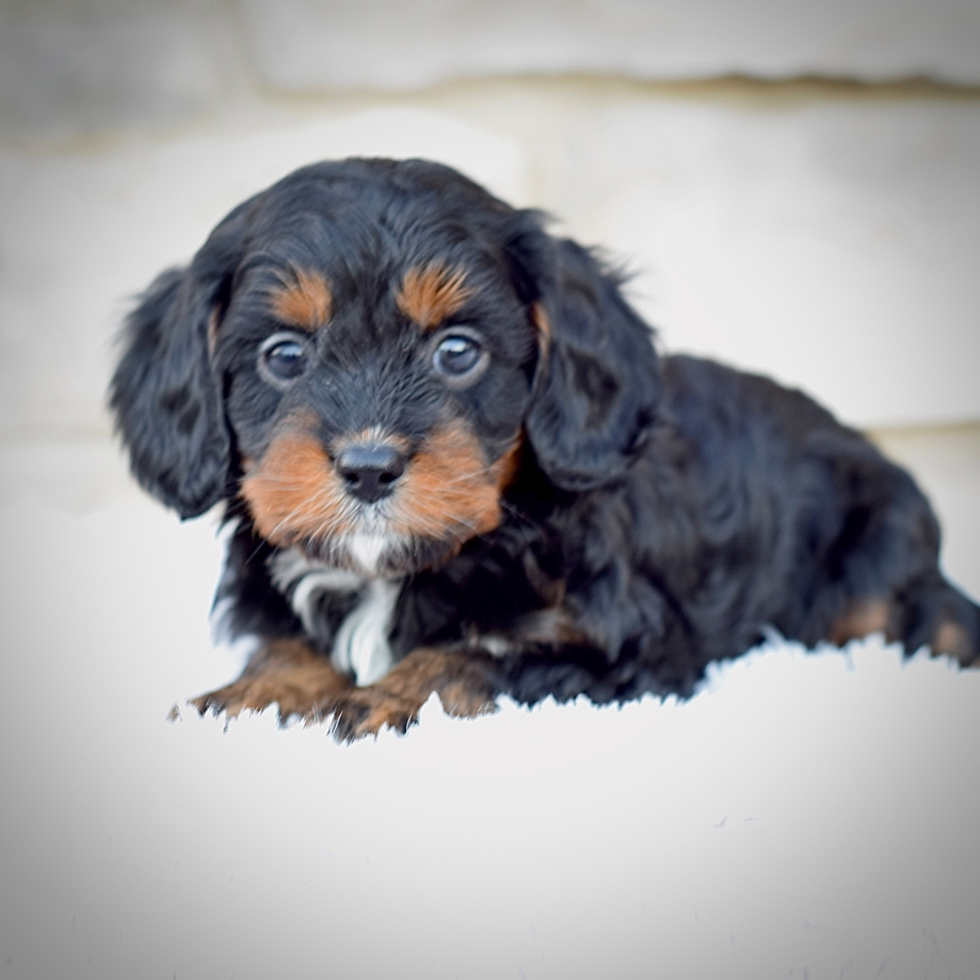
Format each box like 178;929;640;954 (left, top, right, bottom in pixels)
433;334;484;378
259;333;310;385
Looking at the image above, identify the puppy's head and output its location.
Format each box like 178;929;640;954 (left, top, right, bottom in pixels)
111;159;660;576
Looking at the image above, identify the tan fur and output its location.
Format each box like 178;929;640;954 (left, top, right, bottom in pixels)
324;646;497;738
391;425;518;545
193;641;495;738
493;436;523;493
268;267;332;331
242;415;519;559
191;639;350;720
396;263;471;331
933;621;972;664
828;598;893;646
531;301;551;358
241;425;354;548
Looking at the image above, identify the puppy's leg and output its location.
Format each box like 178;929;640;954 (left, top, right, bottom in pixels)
828;597;898;647
827;580;979;666
897;574;980;666
191;638;351;722
326;646;500;741
816;449;979;665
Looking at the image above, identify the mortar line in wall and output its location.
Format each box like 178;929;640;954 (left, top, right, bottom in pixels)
866;420;980;441
3;71;980;157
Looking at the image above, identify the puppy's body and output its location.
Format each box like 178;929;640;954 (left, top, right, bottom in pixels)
111;158;979;737
217;351;969;704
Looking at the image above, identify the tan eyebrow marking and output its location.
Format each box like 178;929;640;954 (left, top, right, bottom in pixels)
268;267;333;332
396;264;472;332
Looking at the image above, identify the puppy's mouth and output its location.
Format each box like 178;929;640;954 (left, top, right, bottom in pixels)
289;502;462;578
240;425;519;577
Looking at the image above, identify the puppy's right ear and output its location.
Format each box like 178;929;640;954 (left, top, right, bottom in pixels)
110;265;230;518
110;205;251;517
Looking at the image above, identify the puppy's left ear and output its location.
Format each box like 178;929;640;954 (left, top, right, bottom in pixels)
514;234;661;491
110;205;250;517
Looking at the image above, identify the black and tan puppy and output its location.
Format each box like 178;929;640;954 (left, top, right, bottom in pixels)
111;158;979;739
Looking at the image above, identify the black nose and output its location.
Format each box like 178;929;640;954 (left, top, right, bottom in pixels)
335;443;407;503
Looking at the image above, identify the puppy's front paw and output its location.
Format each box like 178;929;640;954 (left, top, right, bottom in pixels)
326;645;499;741
327;688;423;741
191;639;349;723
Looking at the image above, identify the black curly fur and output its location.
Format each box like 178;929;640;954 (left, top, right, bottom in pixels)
111;157;979;714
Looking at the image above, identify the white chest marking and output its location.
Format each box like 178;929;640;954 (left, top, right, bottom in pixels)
348;533;388;577
269;546;400;686
331;579;400;686
271;550;362;636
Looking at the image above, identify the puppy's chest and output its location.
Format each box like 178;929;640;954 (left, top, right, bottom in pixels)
267;542;558;683
269;550;402;686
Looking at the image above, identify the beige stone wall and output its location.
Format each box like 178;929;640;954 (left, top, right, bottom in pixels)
2;0;979;443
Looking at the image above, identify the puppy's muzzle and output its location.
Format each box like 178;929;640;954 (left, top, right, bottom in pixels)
335;442;407;503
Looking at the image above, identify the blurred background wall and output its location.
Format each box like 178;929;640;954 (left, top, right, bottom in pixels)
0;0;978;584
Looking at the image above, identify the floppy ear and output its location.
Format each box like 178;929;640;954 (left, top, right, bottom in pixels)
111;199;258;516
521;237;661;491
110;262;232;518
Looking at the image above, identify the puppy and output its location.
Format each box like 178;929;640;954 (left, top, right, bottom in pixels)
111;157;979;739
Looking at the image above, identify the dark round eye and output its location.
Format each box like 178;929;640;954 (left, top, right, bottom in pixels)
433;334;483;377
259;332;309;384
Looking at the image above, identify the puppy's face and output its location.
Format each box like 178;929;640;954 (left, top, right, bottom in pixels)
112;159;661;571
212;188;540;576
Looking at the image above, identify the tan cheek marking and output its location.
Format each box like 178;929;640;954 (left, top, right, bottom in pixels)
268;268;333;332
241;430;352;546
391;427;521;547
828;598;893;646
391;426;499;543
396;264;472;331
